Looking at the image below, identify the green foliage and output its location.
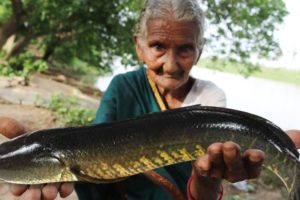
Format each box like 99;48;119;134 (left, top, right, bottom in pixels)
0;50;5;58
34;94;96;127
199;58;261;77
14;0;143;68
224;195;245;200
253;67;300;87
198;59;300;87
258;169;288;198
0;1;11;23
0;52;48;84
0;0;288;73
260;168;284;189
204;0;288;64
50;57;110;85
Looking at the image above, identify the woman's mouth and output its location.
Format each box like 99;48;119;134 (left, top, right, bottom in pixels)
156;70;184;80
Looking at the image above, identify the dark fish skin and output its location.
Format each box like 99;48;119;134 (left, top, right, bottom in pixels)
0;105;299;199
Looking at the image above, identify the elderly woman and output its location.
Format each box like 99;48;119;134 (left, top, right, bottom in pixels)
1;0;299;200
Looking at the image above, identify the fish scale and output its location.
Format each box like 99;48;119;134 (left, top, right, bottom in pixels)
0;105;299;199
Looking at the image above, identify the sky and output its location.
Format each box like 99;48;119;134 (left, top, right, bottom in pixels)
260;0;300;69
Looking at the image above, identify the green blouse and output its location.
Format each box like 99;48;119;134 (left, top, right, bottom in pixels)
75;67;191;200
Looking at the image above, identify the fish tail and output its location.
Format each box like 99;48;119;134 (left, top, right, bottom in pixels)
270;152;300;200
289;177;300;200
287;161;300;200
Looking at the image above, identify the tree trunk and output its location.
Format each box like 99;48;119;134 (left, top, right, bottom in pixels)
5;37;31;60
0;16;19;50
43;42;57;61
0;0;25;50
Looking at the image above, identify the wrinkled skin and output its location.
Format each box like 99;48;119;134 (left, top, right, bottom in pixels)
135;19;200;109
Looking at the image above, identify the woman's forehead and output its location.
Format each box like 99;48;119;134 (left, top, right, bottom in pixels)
146;19;199;43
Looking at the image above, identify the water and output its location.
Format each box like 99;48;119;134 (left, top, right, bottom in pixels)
96;66;300;130
190;67;300;130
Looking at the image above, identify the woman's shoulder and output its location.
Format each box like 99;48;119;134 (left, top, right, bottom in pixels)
193;79;224;93
110;67;147;90
183;78;226;107
105;67;151;97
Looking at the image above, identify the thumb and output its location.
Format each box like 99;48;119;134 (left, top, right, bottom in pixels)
0;117;27;139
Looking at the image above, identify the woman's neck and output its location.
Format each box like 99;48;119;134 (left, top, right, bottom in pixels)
157;77;194;109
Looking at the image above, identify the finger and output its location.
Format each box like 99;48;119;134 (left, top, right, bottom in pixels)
223;141;243;169
223;141;247;182
42;183;59;200
59;182;74;198
24;184;43;200
207;143;225;178
243;149;265;179
10;184;28;196
208;143;224;165
193;154;212;177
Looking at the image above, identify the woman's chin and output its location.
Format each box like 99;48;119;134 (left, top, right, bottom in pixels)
156;80;185;92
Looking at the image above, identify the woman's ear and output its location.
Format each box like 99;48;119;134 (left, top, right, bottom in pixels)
195;39;205;64
134;36;145;63
195;48;202;64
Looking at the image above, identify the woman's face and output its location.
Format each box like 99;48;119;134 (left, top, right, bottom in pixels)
135;19;201;92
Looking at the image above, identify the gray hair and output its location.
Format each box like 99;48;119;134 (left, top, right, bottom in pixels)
135;0;205;49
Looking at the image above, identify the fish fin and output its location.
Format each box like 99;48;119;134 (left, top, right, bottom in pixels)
70;166;127;183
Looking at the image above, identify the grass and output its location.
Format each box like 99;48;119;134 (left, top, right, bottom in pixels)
198;59;300;87
224;195;245;200
34;94;96;127
49;58;109;85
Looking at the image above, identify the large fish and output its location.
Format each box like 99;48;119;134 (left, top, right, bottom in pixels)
0;105;299;199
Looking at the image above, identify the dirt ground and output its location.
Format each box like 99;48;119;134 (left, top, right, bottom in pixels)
0;75;287;199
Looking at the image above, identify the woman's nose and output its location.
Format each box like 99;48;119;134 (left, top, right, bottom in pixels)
163;50;180;74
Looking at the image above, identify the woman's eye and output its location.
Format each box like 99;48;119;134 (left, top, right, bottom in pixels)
151;43;165;52
178;45;194;56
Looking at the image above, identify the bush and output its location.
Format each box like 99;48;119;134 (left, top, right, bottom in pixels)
0;52;48;85
34;94;96;127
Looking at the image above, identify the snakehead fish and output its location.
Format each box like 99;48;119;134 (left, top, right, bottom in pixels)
0;105;299;199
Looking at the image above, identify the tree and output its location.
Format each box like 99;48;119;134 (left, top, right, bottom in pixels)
0;0;288;72
204;0;288;73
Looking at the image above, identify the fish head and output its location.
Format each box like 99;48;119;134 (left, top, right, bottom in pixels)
0;136;65;184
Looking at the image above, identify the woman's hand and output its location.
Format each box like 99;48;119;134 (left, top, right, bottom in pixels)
10;183;74;200
287;130;300;148
190;141;265;200
0;116;27;139
0;116;74;200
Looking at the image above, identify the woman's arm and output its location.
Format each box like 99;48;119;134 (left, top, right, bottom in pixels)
189;142;264;200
